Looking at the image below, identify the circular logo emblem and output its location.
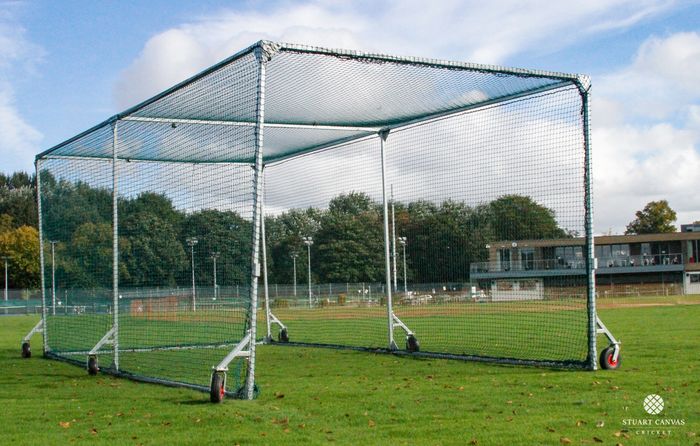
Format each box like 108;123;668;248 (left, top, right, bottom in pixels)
643;394;664;415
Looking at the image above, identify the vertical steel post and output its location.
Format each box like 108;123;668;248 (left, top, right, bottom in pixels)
580;79;597;371
379;131;396;349
36;159;48;353
213;255;218;300
51;241;56;315
391;185;398;292
292;254;297;297
260;169;272;340
246;43;270;399
111;121;120;370
307;242;312;307
402;240;408;295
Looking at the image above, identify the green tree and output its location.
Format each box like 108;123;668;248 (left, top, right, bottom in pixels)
625;200;677;234
489;195;566;241
266;207;323;284
0;225;41;288
0;171;37;229
180;210;252;287
315;192;384;283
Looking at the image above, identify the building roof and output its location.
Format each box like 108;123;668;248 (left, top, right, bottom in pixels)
37;40;588;165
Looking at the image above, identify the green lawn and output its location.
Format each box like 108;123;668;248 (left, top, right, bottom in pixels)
1;305;698;445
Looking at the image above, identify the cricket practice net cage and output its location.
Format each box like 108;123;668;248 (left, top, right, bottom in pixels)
32;41;598;400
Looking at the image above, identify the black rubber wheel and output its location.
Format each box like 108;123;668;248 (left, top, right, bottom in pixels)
21;341;31;358
599;346;621;370
406;334;420;353
278;328;289;343
87;356;99;375
210;373;225;403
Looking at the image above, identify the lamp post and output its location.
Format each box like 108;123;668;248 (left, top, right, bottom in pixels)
186;237;198;311
2;256;8;303
50;241;58;315
302;236;313;308
291;252;298;297
398;237;408;295
210;251;220;301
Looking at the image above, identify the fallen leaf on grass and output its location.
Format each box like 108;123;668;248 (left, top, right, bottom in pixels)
469;439;478;445
547;427;556;433
560;437;572;444
275;392;285;399
59;422;71;429
576;420;587;426
596;421;605;428
368;419;376;428
90;428;97;435
593;437;603;443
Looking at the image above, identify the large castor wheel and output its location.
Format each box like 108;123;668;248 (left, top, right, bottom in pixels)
87;355;99;375
210;373;225;403
406;334;420;353
599;345;621;370
278;328;289;343
21;341;31;358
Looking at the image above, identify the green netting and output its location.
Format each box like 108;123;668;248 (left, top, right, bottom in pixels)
36;41;595;400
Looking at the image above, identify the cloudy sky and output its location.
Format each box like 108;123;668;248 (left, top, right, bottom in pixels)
1;0;699;234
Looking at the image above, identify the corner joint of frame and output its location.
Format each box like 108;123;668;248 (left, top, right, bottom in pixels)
379;129;390;141
574;74;591;95
255;41;280;63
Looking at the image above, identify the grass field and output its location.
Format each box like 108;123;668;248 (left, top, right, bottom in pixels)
1;304;699;445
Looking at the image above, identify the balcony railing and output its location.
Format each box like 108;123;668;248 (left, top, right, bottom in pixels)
470;254;684;275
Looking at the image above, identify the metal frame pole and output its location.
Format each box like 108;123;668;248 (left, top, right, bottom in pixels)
303;238;313;308
51;241;56;315
260;170;272;340
579;80;597;371
245;44;270;399
292;254;297;297
111;121;120;370
379;131;396;349
391;185;397;292
186;237;198;311
36;160;48;353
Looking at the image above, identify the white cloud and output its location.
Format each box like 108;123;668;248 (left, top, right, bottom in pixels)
111;0;698;233
593;31;700;233
113;0;673;108
0;3;43;173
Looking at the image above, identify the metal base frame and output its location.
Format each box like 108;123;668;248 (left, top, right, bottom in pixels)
390;313;416;350
264;312;288;343
22;319;44;343
596;315;621;363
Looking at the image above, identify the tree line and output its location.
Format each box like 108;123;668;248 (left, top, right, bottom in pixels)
1;168;683;292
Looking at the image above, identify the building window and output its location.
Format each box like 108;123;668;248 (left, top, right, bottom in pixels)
690;274;700;284
521;248;534;270
498;249;511;271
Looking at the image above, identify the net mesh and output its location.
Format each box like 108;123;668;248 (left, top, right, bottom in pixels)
37;41;593;398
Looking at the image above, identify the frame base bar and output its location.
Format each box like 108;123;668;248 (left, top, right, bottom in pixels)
214;331;252;372
596;315;621;362
89;326;117;355
22;319;44;342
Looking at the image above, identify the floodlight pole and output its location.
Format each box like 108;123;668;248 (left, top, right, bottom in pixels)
398;237;408;295
2;256;8;303
302;237;313;308
291;253;298;297
50;241;57;315
379;130;396;349
210;252;220;301
187;237;198;312
391;185;398;292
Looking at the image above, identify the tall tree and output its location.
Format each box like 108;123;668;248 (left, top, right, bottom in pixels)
625;200;677;234
315;192;384;283
0;225;40;288
489;195;566;241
